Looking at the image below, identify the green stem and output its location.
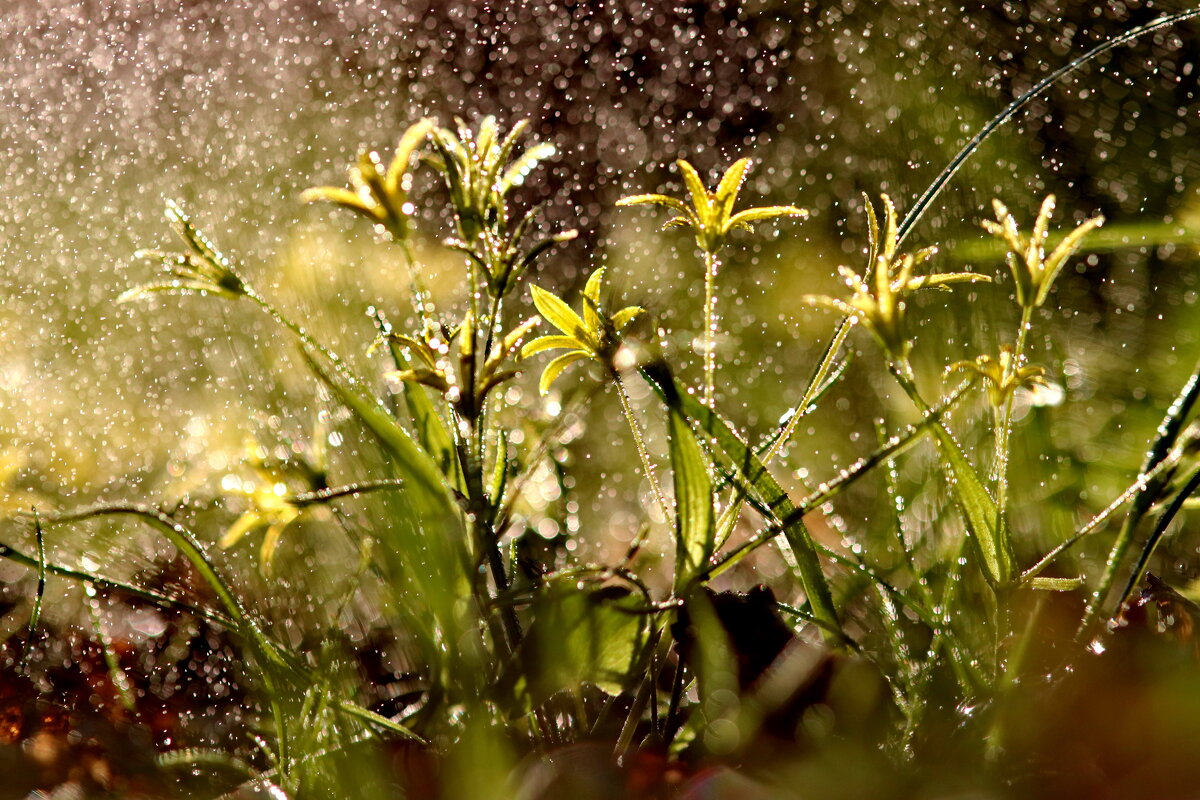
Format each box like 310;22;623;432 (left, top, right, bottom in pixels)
247;291;361;393
701;250;721;410
992;305;1035;513
398;237;437;329
614;371;671;521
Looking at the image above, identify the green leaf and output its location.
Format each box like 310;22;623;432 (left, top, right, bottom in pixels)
641;364;840;639
669;408;714;590
932;426;1012;585
398;378;465;495
303;351;458;523
1030;576;1084;592
522;582;649;699
117;281;240;303
501;142;556;192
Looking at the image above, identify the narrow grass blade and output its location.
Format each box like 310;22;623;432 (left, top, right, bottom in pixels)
1084;358;1200;628
641;363;840;638
897;8;1200;246
669;408;714;591
304;350;459;522
0;539;237;628
387;344;465;494
709;380;972;579
84;583;137;712
35;504;298;764
1117;465;1200;610
29;511;45;632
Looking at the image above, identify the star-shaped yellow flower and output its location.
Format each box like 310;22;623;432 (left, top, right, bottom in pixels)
376;314;540;418
300;118;435;243
982;194;1104;310
521;267;644;394
803;193;991;359
617;157;806;254
947;346;1049;408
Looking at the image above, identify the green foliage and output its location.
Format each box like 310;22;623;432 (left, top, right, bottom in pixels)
17;73;1200;793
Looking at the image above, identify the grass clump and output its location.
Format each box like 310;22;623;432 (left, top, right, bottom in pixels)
10;11;1200;798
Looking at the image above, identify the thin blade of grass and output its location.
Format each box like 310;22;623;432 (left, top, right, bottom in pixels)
1117;466;1200;612
303;349;459;524
30;510;45;633
1082;358;1200;629
897;7;1200;247
641;362;840;638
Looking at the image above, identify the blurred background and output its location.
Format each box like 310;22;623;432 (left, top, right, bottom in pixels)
3;0;1200;757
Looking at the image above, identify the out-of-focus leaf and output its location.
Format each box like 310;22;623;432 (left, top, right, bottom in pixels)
642;363;840;639
522;583;648;699
670;408;714;590
304;351;458;524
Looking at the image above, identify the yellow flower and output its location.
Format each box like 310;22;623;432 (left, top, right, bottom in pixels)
803;193;991;359
982;194;1104;309
219;429;328;569
617;157;807;254
428;116;557;244
522;267;644;394
220;481;301;568
377;314;540;417
947;346;1049;408
300;118;435;242
120;201;248;302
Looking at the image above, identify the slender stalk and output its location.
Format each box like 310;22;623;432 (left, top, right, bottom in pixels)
398;237;437;329
992;305;1035;508
701;249;721;410
1020;447;1185;583
246;290;362;393
613;371;671;521
985;589;1047;761
703;380;974;580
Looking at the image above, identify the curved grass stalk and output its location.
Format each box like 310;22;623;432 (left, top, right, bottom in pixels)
0;540;238;628
1020;447;1187;584
14;506;426;746
1077;358;1200;632
704;379;973;580
1115;465;1200;614
614;371;671;521
32;503;294;769
896;7;1200;247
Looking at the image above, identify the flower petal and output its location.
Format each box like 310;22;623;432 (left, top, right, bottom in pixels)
521;335;588;359
611;306;645;333
539;350;591;395
715;157;752;220
616;194;691;216
220;511;263;549
530;284;592;343
582;267;607;333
